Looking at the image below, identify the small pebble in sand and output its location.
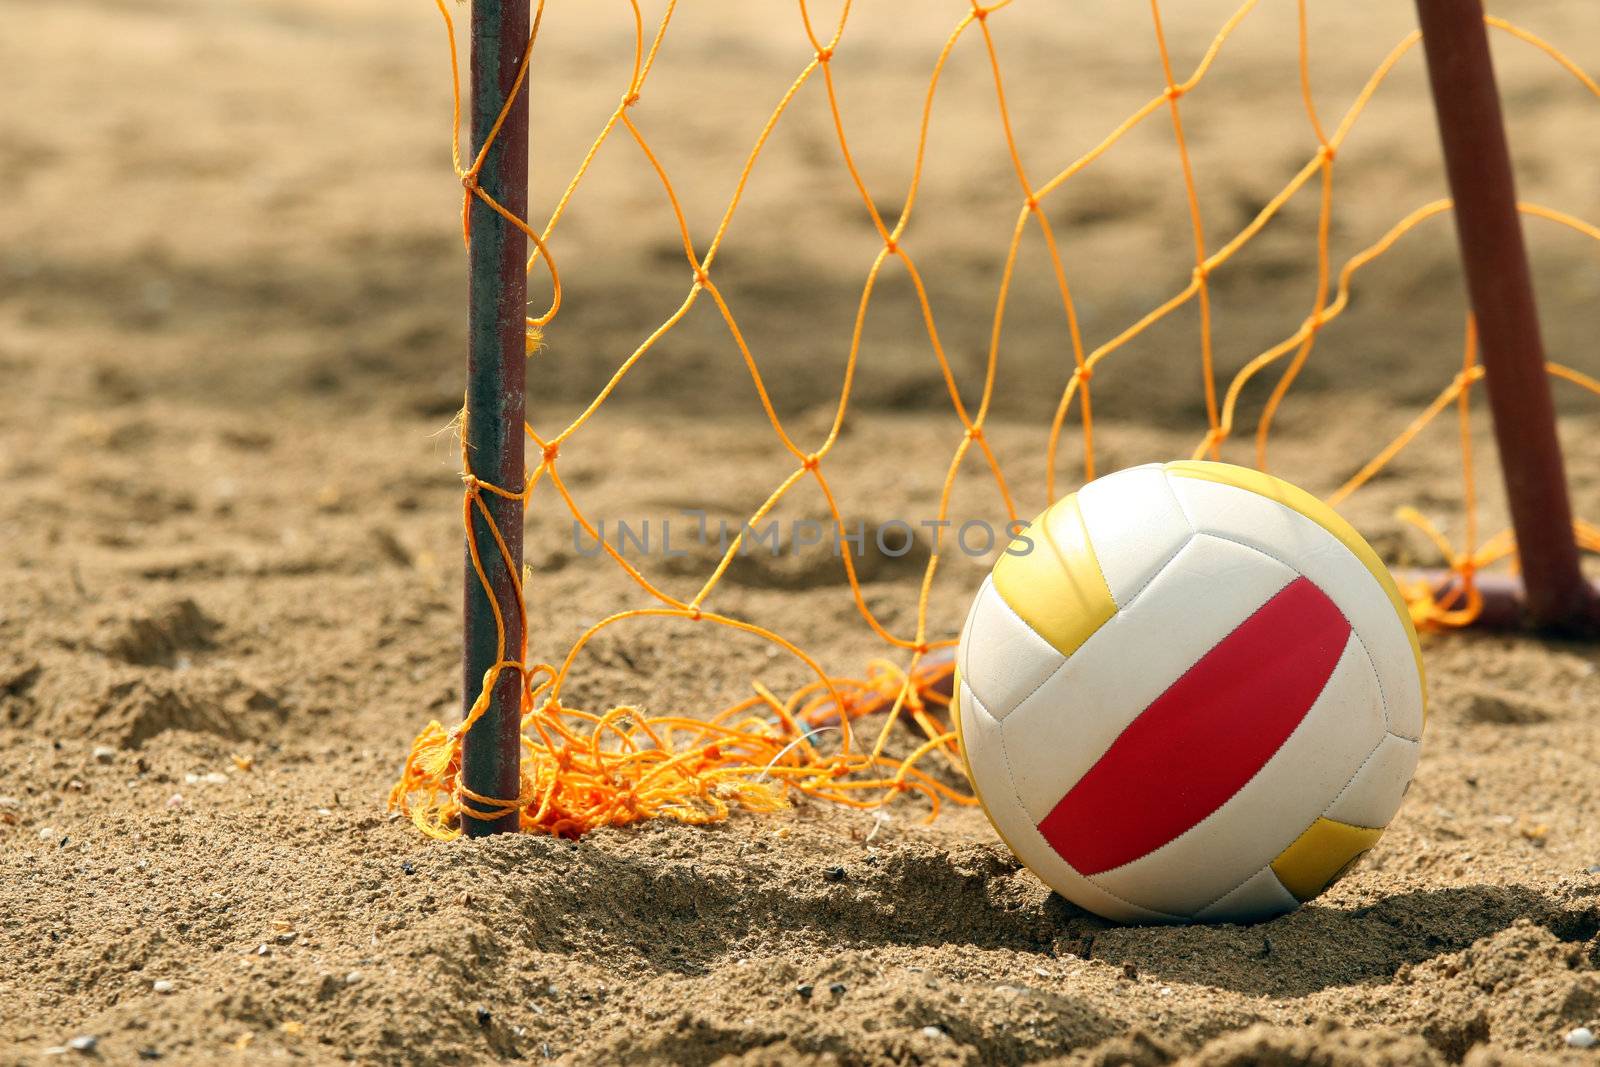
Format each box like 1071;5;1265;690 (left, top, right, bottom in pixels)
475;1008;492;1027
1121;962;1139;981
401;861;416;876
37;826;59;842
920;1026;944;1039
345;971;363;986
1567;1027;1596;1049
796;984;813;1000
1586;865;1600;876
822;866;847;883
67;1036;98;1053
255;944;270;957
92;747;116;765
137;1049;162;1060
152;979;175;994
828;982;847;997
166;794;184;810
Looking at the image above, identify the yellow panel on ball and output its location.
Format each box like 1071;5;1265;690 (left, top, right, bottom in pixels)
990;494;1116;658
1270;816;1386;901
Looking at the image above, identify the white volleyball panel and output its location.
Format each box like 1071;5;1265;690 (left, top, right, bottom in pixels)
1193;867;1300;923
958;577;1069;723
1324;732;1421;829
1077;464;1194;608
956;677;1007;796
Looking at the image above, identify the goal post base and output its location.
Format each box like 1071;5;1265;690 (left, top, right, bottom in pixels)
1398;570;1600;636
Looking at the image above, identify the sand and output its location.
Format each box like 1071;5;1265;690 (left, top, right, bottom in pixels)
3;0;1600;1063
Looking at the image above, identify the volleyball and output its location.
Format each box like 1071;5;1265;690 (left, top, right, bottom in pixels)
954;461;1427;923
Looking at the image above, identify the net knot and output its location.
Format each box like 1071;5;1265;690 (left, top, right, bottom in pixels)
883;237;898;254
1072;365;1094;384
801;453;821;471
1191;263;1211;283
964;425;984;441
1024;194;1039;212
971;3;989;20
622;90;641;108
687;606;703;622
816;46;834;63
461;472;482;492
541;443;560;465
1164;84;1185;102
1317;143;1336;163
460;172;479;193
693;267;711;287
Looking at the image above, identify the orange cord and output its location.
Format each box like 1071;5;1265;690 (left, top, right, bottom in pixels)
391;3;1600;839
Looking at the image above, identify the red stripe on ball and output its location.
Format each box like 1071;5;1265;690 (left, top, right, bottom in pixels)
1037;576;1351;876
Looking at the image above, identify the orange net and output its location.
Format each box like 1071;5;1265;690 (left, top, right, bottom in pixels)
390;0;1600;840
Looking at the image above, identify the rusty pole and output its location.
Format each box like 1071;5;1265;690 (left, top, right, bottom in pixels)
462;0;528;835
1413;0;1593;633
